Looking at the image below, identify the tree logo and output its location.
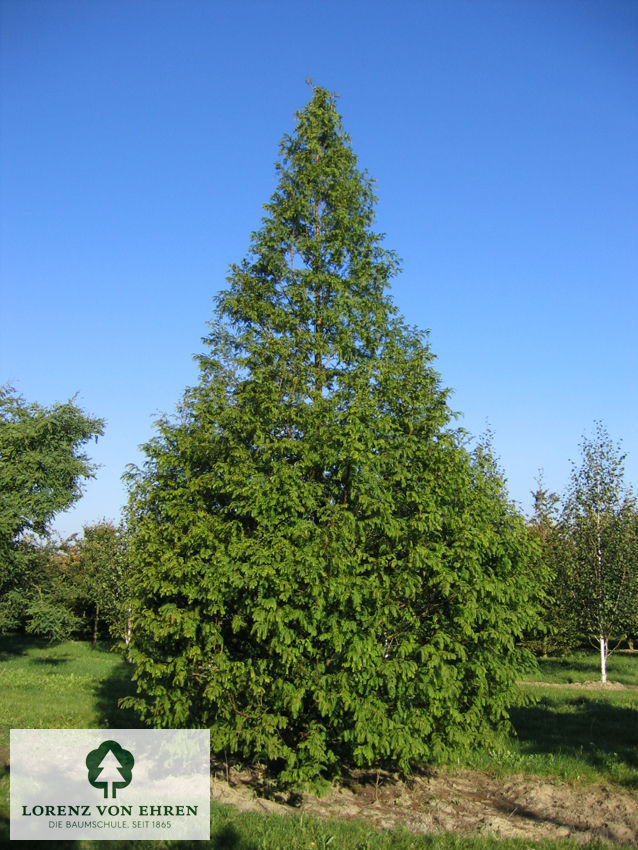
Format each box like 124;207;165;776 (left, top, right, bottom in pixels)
86;740;134;798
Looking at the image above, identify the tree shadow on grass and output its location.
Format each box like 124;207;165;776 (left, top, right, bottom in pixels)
210;822;258;849
29;655;69;666
0;838;255;850
93;655;144;730
511;695;638;787
537;656;604;679
0;633;52;661
0;761;8;845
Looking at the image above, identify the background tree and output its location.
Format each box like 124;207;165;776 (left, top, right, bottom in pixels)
562;422;638;682
4;534;82;641
526;472;578;656
0;386;103;633
124;86;546;786
73;522;132;649
627;507;638;651
0;524;131;645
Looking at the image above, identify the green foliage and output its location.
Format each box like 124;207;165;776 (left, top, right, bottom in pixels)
72;522;132;648
561;423;638;668
525;475;579;656
0;385;103;633
1;523;131;645
124;87;546;786
0;385;103;540
0;535;82;640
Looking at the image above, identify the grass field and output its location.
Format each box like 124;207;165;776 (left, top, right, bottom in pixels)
467;650;638;787
1;636;636;849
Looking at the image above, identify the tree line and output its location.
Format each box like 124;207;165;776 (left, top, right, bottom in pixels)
1;86;636;787
2;386;635;669
528;421;638;679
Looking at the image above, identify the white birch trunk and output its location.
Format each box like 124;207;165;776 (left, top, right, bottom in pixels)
600;635;607;684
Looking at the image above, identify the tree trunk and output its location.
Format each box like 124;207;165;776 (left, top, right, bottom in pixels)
600;634;607;684
93;604;100;648
125;610;132;662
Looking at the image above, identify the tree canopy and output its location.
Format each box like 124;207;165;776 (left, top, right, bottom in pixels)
0;385;103;633
124;87;546;786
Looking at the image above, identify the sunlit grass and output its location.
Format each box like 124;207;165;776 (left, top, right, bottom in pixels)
0;635;139;755
465;651;638;786
0;634;140;844
0;801;619;850
525;649;638;687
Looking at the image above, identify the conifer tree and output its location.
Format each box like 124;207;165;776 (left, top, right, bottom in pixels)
124;87;544;785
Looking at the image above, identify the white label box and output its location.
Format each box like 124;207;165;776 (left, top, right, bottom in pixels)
10;729;210;841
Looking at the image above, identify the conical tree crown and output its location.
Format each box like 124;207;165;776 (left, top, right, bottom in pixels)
206;87;400;400
124;87;545;789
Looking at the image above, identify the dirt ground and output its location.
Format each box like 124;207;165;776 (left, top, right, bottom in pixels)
210;679;638;845
211;763;638;847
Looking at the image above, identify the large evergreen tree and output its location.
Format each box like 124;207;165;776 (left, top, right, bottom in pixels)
125;87;544;785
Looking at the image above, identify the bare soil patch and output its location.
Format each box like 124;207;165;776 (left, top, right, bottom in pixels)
211;764;638;846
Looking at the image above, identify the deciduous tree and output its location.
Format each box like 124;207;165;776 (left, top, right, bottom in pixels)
0;386;103;633
562;422;637;682
74;522;131;648
526;472;578;655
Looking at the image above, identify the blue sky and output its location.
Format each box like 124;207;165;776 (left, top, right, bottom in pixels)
1;0;637;537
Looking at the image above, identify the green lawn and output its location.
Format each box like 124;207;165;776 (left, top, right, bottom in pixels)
0;635;140;756
0;635;140;845
1;637;636;849
527;650;638;687
463;651;638;787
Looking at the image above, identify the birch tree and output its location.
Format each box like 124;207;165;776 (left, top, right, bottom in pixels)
563;422;637;683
